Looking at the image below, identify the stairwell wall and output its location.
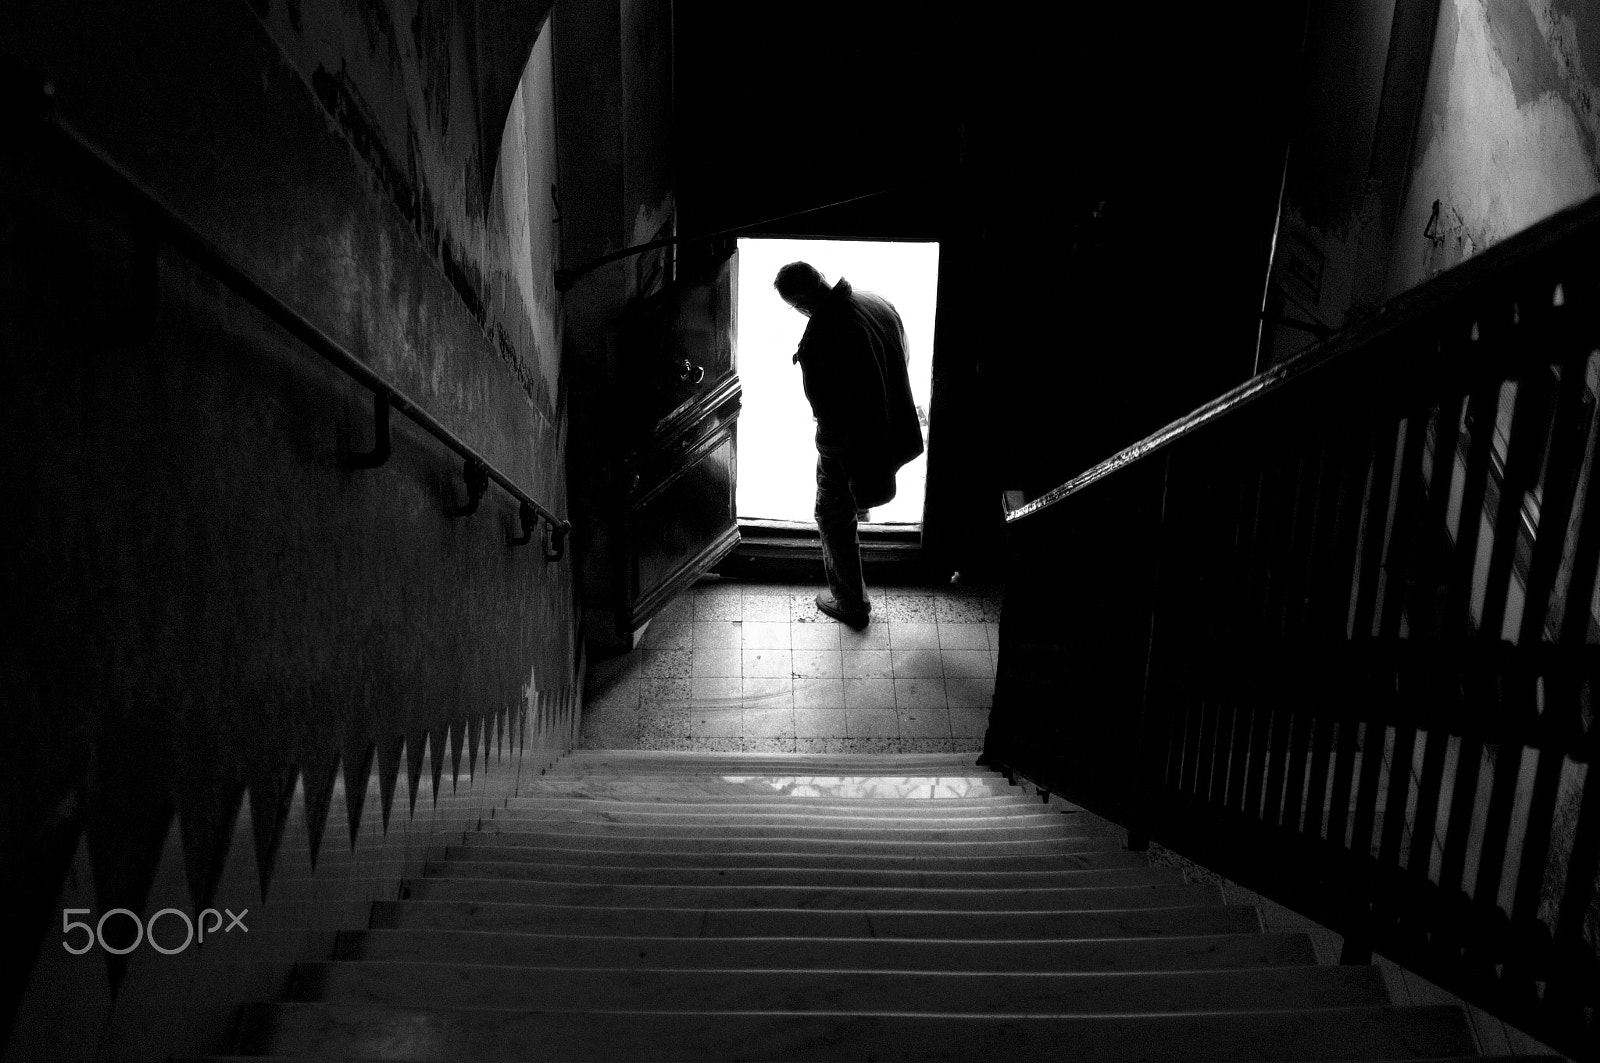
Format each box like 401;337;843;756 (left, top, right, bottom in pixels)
0;1;579;1060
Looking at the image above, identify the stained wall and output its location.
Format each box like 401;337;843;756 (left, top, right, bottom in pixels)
1267;0;1600;359
0;1;576;1059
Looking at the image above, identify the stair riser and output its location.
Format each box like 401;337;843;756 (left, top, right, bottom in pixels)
369;900;1263;939
290;961;1390;1014
486;810;1062;826
505;793;1039;811
334;928;1322;972
238;1004;1478;1062
483;816;1102;842
446;845;1151;872
421;861;1183;889
513;779;1017;799
401;879;1220;912
465;832;1123;856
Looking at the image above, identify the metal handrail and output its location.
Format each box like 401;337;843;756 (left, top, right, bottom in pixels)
29;82;570;560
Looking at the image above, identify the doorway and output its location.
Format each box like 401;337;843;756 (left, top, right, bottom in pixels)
734;237;939;528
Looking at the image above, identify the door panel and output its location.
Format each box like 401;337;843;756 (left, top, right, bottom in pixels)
617;248;740;630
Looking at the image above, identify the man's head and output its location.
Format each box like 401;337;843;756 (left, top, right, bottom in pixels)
774;261;829;315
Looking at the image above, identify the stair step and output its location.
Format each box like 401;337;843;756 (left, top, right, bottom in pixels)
508;785;1034;809
551;751;985;770
492;801;1066;824
484;814;1096;842
421;860;1183;889
236;1002;1477;1061
513;775;1016;799
334;928;1321;972
446;844;1152;872
369;900;1258;939
290;960;1391;1014
465;829;1123;857
400;878;1219;912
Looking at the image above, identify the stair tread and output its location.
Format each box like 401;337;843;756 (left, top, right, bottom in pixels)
500;796;1045;816
446;845;1152;872
238;1002;1478;1062
466;830;1124;856
402;878;1221;912
507;788;1035;809
334;928;1322;971
371;899;1261;939
482;817;1107;841
486;810;1075;826
422;860;1182;888
513;776;1016;799
291;960;1391;1014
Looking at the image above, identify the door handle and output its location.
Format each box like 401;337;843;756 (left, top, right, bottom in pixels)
679;359;704;385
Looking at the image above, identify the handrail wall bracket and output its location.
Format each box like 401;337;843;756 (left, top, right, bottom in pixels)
347;393;392;469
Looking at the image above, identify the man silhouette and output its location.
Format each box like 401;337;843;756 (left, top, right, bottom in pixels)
774;261;923;628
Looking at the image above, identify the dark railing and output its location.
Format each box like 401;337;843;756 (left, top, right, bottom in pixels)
26;79;570;560
985;192;1600;1061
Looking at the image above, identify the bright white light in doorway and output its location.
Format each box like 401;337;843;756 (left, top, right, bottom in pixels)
735;238;939;525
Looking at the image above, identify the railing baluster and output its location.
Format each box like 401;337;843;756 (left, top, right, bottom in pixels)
989;192;1600;1059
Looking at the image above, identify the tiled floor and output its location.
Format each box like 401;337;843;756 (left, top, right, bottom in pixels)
580;575;1003;753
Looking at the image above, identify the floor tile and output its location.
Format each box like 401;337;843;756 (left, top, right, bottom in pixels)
937;623;989;650
884;594;937;622
742;703;796;736
837;649;891;679
580;704;639;747
791;649;844;679
742;648;793;678
641;677;691;705
672;706;742;738
741;677;794;709
693;593;741;621
794;738;853;754
844;705;899;738
934;596;992;623
743;595;792;622
790;593;827;622
838;624;891;649
688;676;742;703
898;704;952;738
691;646;742;678
895;677;948;709
890;649;943;678
843;678;896;710
641;650;691;678
587;675;640;709
887;622;939;649
941;649;995;679
794;707;847;737
949;706;991;738
590;578;1008;752
693;621;743;648
792;678;846;709
741;621;791;648
790;624;841;650
946;677;996;707
640;621;692;649
741;736;799;753
653;597;693;624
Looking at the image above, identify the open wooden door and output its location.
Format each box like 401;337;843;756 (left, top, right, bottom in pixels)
613;245;741;632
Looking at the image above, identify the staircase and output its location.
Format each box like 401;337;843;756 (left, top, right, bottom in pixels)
207;751;1556;1062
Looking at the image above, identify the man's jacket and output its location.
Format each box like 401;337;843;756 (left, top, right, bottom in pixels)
792;279;925;504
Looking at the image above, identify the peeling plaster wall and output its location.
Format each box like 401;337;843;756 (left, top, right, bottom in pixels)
0;1;575;1059
1272;0;1398;339
1392;0;1600;293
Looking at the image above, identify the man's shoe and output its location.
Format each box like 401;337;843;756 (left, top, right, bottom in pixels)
816;591;870;629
